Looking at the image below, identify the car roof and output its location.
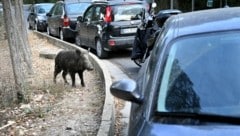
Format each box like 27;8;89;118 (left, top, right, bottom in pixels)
167;7;240;38
93;0;145;5
33;3;54;7
59;0;92;4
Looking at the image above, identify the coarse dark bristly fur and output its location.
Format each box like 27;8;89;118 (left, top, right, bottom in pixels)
53;49;93;87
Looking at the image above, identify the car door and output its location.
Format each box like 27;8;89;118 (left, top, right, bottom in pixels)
48;3;63;36
79;6;94;47
87;5;104;48
128;59;155;135
28;5;36;27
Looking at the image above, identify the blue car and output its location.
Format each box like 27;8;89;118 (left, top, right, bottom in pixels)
111;7;240;136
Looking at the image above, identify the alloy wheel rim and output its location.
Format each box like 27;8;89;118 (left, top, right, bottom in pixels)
47;27;50;35
60;30;63;40
96;41;102;56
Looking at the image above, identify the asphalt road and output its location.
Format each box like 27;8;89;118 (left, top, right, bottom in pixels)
107;49;141;80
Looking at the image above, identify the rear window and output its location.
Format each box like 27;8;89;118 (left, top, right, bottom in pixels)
37;4;53;14
66;3;90;15
111;3;144;21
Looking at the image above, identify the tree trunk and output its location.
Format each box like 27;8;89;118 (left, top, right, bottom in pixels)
2;0;33;103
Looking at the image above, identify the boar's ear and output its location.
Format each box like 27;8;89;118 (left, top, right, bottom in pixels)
75;49;81;55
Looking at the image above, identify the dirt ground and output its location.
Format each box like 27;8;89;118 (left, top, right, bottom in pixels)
0;30;105;136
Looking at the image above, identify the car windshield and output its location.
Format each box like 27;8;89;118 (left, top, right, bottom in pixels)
157;31;240;117
66;3;90;15
37;4;53;14
111;3;144;21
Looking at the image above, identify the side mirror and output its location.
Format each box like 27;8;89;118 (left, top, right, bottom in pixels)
46;12;51;17
77;16;83;22
110;79;143;104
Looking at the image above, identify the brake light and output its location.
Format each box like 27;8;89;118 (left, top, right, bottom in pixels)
104;6;112;23
63;15;70;27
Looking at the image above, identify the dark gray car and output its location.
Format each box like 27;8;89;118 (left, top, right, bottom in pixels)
46;0;91;41
75;0;148;58
111;7;240;136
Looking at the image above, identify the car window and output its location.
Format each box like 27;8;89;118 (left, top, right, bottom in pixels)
92;6;103;21
84;6;94;22
53;4;63;16
157;31;240;117
66;3;90;15
30;6;34;13
111;3;143;21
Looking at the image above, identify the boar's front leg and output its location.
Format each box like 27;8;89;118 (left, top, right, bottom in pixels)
78;71;85;87
70;72;76;87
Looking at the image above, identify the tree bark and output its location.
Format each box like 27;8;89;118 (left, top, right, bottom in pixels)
2;0;33;103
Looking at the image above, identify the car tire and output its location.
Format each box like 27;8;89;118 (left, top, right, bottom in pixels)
34;22;38;31
96;39;108;59
28;22;32;30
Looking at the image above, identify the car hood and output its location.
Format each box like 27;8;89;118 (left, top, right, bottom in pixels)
140;123;240;136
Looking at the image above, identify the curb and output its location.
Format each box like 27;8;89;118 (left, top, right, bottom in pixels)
34;31;115;136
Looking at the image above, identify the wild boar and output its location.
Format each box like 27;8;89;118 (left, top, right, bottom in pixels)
53;49;94;87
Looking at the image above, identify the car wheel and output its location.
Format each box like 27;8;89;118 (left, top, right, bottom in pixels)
59;29;64;41
34;22;38;31
75;34;82;46
47;26;51;35
96;39;108;59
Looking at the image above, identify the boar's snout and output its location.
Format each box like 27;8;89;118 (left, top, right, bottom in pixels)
82;52;94;71
86;63;94;71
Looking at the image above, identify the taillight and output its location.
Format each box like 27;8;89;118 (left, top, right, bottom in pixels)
104;6;112;23
63;15;70;27
108;39;115;46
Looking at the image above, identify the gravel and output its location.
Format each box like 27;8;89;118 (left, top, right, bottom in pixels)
0;30;105;136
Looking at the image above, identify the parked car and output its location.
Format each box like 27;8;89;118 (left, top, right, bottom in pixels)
46;0;91;41
110;7;240;136
27;3;54;31
0;3;3;13
75;0;148;58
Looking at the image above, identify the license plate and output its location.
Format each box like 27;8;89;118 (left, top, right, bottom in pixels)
121;28;137;34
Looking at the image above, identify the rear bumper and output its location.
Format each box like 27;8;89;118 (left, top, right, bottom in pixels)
37;21;47;31
103;36;135;51
63;27;77;39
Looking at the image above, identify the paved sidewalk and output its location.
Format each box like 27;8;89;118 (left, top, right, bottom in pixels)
102;60;131;136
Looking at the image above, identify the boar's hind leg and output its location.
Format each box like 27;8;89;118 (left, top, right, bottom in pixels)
53;65;62;83
78;71;85;87
70;72;76;87
62;71;69;85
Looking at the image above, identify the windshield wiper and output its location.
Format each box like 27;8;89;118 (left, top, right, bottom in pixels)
155;111;240;125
